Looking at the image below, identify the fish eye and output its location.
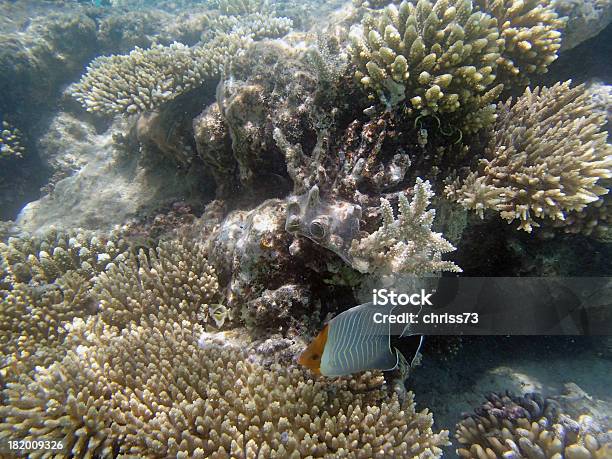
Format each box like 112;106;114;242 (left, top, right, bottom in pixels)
309;220;326;240
310;353;320;360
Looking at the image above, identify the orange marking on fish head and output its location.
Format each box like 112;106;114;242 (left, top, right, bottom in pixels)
298;324;329;375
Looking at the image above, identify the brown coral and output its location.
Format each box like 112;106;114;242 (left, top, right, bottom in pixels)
456;392;612;459
445;81;612;233
474;0;566;83
0;315;449;458
0;227;130;286
349;0;505;133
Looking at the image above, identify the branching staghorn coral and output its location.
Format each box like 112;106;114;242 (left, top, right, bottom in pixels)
348;0;504;133
0;272;96;384
0;120;25;159
0;313;449;458
201;12;293;42
71;34;247;115
474;0;566;83
456;392;612;459
349;178;462;275
445;81;612;233
0;228;449;457
0;227;130;287
93;238;220;329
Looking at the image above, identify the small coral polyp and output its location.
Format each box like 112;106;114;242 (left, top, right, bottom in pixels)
349;0;504;132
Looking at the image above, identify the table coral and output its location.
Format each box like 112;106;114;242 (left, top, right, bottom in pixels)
71;35;246;115
71;2;293;116
445;81;612;233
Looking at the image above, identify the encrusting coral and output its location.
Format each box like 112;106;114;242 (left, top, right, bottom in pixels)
445;81;612;233
474;0;566;83
0;121;25;160
349;178;462;275
456;392;612;459
348;0;505;133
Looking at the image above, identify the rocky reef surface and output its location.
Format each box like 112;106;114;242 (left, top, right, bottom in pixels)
0;0;611;457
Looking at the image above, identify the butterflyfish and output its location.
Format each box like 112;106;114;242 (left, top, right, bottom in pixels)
298;302;423;377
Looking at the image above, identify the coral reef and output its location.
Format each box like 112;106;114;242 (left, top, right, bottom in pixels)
201;8;293;42
0;121;25;160
0;224;449;458
71;1;293;116
348;0;505;133
93;238;220;329
474;0;565;83
0;227;130;383
446;81;612;233
0;272;96;384
349;178;462;275
197;40;335;199
71;36;245;115
456;392;612;458
0;318;449;458
0;227;129;286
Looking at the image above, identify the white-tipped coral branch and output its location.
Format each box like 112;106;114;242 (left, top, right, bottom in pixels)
350;178;462;275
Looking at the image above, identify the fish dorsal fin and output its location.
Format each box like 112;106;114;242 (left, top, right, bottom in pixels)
320;302;398;377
